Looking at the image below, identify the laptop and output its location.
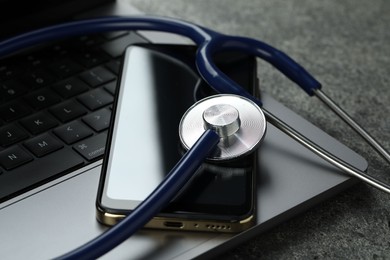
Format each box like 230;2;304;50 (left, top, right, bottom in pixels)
0;0;368;259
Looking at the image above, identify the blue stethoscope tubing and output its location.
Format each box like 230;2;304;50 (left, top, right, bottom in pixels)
1;16;389;259
67;130;220;259
2;16;388;163
0;16;321;98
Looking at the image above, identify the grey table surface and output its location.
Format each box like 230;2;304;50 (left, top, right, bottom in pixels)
124;0;390;259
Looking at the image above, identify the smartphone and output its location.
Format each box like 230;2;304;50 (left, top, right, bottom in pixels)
96;43;259;233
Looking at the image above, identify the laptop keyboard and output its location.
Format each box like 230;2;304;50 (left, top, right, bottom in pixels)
0;31;148;202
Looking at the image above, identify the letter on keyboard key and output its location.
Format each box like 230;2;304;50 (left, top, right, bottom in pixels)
0;145;33;170
51;77;89;98
75;50;110;68
20;112;59;135
21;69;57;88
24;89;62;110
73;133;107;161
0;124;29;147
24;133;64;157
0;101;31;122
54;121;93;144
49;100;88;123
1;80;28;100
50;59;84;78
77;88;114;111
79;66;116;87
82;108;111;132
0;149;84;201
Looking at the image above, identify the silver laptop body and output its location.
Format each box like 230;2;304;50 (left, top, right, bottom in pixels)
0;1;367;259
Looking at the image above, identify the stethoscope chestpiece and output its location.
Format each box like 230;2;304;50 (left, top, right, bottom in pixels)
179;94;267;161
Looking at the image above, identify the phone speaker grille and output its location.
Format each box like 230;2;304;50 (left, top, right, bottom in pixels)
205;224;231;230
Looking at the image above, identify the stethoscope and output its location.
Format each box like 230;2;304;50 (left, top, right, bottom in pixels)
1;16;389;259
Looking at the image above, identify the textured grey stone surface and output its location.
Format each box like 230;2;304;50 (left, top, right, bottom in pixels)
123;0;390;258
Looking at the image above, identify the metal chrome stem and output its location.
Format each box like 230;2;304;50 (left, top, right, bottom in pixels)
262;108;390;194
313;89;390;164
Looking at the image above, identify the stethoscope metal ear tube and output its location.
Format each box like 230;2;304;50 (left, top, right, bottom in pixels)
262;108;390;194
181;95;390;194
1;16;388;164
313;89;390;164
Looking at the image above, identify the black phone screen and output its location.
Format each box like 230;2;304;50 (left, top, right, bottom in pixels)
97;44;258;222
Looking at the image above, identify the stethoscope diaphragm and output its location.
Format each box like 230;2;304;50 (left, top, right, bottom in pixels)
179;94;267;161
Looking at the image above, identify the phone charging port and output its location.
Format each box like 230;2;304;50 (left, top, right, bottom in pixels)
164;221;184;228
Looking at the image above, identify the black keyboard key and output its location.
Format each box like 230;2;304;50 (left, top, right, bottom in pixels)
24;89;61;110
73;133;107;161
105;59;121;75
79;66;116;87
0;101;31;122
0;64;19;80
20;53;49;68
52;77;89;98
0;148;84;201
50;58;84;78
0;124;29;147
1;80;28;101
49;44;70;57
49;100;88;123
19;112;58;135
77;88;114;111
71;35;105;48
82;108;111;132
54;120;93;144
0;145;33;170
24;133;63;157
103;81;117;95
21;69;57;88
74;50;110;68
